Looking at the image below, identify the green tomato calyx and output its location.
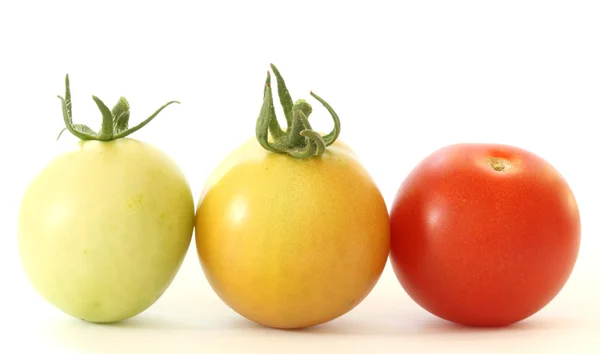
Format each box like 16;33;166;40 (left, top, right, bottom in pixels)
255;64;341;159
56;74;179;141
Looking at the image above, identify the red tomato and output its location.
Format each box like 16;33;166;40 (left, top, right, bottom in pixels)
389;143;581;327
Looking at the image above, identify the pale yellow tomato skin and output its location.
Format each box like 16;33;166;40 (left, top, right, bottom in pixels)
18;138;194;323
195;138;390;329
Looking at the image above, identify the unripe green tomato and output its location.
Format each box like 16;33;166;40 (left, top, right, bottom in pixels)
18;138;194;323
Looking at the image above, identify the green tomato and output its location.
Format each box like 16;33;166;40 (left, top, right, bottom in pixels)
17;76;194;323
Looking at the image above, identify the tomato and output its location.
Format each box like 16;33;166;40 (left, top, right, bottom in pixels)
194;65;390;329
18;76;194;323
389;143;581;327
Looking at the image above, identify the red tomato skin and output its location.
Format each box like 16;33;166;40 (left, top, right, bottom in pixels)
390;143;581;327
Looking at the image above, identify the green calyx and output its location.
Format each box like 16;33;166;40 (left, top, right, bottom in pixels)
256;64;341;159
56;74;179;141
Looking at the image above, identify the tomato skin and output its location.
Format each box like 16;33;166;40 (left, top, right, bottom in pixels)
389;143;580;327
195;138;390;329
18;139;194;323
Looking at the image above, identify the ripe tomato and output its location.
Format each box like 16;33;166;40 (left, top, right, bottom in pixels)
389;143;581;327
18;76;194;323
194;65;390;329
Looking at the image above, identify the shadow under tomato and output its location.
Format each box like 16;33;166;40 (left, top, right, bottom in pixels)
227;311;591;338
47;306;591;354
401;313;591;338
47;312;243;353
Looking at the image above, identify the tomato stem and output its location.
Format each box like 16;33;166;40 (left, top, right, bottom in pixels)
56;74;179;142
255;64;341;159
94;96;115;140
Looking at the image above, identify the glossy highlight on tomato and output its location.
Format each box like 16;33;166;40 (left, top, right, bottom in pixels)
389;143;581;327
194;65;390;329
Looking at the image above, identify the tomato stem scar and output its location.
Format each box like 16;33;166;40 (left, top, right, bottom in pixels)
56;74;179;142
485;156;512;172
255;64;341;159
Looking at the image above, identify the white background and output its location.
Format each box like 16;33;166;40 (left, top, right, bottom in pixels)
1;1;599;353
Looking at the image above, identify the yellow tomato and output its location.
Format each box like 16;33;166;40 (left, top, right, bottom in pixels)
195;138;390;329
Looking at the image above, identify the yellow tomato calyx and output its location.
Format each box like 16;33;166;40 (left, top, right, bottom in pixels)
255;64;341;159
